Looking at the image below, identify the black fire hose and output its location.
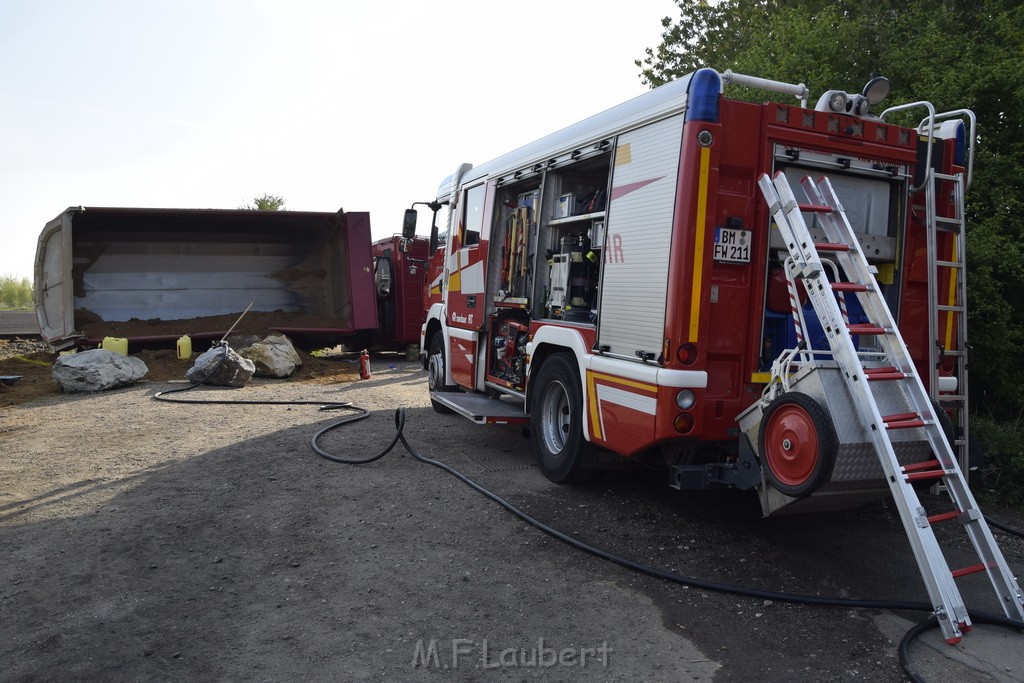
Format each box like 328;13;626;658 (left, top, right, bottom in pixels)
311;407;1024;681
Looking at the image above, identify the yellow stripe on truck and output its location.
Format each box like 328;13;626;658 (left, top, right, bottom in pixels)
944;241;957;352
586;371;659;442
586;371;602;441
689;146;711;342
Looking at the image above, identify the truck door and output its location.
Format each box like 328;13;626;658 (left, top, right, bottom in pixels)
444;181;492;388
35;210;75;344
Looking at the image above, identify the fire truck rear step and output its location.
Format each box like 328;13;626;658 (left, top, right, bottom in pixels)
753;170;1024;644
430;392;529;425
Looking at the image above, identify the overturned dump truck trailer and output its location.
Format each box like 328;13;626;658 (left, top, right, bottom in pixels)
35;207;379;349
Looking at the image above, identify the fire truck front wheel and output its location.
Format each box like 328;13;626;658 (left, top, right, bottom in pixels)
531;353;595;484
427;334;454;414
758;392;837;498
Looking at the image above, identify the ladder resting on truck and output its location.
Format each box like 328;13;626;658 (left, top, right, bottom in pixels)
750;170;1023;644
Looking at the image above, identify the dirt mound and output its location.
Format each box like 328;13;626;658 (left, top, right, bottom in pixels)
78;311;355;341
0;340;361;408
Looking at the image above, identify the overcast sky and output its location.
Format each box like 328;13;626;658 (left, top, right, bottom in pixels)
0;0;676;280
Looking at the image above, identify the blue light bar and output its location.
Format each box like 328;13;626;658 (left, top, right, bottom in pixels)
686;68;722;123
954;120;965;166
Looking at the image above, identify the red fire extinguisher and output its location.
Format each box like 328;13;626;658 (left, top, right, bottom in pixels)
359;349;371;380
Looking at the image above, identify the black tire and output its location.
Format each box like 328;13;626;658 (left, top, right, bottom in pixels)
758;392;837;497
530;353;594;483
427;333;454;414
931;400;956;448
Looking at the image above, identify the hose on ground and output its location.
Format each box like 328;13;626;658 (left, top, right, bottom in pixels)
988;517;1024;539
154;367;1024;680
313;411;1024;643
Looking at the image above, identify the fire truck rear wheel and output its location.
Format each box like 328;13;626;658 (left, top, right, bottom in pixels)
758;392;837;497
531;353;595;484
427;334;454;414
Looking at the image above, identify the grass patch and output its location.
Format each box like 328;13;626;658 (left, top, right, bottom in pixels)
973;412;1024;508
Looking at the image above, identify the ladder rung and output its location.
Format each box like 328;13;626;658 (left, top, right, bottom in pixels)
798;203;833;213
864;366;909;381
938;394;966;403
927;510;962;524
904;459;941;473
937;305;965;313
887;419;927;430
939;350;965;357
831;282;870;292
935;215;962;224
848;323;888;335
814;242;850;252
883;412;920;423
867;372;908;381
936;260;964;268
951;563;987;579
906;469;948;482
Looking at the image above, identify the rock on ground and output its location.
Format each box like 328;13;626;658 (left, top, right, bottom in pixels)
51;349;148;392
236;334;302;378
185;345;255;387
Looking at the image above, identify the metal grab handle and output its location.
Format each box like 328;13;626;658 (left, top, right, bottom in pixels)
880;101;936;192
926;108;977;192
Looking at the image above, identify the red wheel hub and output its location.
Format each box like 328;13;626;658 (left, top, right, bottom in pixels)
763;404;820;486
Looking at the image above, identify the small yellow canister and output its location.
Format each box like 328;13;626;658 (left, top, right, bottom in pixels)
176;335;193;360
99;337;128;355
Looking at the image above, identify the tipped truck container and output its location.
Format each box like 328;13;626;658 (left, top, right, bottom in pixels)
35;206;378;347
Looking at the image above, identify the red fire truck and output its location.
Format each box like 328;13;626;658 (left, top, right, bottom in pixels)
409;69;1024;640
412;68;972;514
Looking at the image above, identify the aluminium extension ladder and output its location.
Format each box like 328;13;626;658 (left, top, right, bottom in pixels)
757;170;1024;643
921;166;970;472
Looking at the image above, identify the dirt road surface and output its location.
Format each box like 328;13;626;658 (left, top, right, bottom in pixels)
2;358;1022;681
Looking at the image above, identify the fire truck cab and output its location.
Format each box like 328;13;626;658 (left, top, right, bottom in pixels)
415;68;972;516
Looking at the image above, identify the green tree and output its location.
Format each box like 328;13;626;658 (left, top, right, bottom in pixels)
638;0;1024;415
0;275;34;310
639;0;1024;500
241;193;286;211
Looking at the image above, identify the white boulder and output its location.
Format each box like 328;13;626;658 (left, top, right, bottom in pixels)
237;334;302;378
52;349;148;393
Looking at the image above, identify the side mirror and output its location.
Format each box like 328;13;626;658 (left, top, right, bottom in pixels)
402;209;418;239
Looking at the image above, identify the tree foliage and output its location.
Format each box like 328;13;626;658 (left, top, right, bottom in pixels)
0;275;34;310
638;0;1024;419
242;193;286;211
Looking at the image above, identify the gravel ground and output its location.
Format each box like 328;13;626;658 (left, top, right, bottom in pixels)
0;338;48;361
1;358;1022;681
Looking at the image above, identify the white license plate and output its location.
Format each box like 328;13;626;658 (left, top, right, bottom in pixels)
713;227;752;263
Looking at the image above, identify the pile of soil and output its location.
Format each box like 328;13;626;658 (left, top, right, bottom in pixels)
0;339;361;408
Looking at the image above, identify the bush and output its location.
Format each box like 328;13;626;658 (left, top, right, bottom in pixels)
0;275;34;310
972;414;1024;508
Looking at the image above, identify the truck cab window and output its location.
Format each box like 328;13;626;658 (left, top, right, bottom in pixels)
462;184;484;246
436;203;451;248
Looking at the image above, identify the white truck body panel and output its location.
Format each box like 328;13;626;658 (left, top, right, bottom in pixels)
598;114;685;361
